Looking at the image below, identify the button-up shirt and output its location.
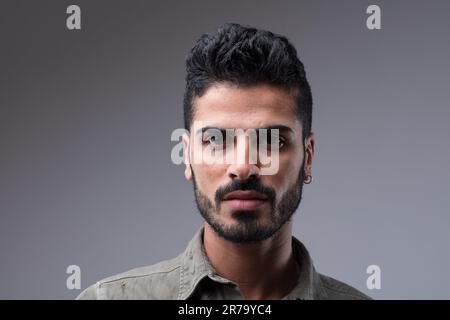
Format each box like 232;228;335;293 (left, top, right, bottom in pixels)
76;227;370;300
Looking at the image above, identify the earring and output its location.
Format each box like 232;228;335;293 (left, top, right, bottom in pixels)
304;174;313;184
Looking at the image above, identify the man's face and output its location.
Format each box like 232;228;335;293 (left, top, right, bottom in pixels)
183;83;314;243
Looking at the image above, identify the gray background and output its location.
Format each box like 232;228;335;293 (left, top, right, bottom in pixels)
1;0;449;299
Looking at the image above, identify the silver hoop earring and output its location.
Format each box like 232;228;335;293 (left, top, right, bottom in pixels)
304;174;313;184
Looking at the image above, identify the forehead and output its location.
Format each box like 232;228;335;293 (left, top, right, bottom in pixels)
192;83;301;132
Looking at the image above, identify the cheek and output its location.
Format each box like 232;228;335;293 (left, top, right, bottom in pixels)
192;164;227;194
266;152;302;194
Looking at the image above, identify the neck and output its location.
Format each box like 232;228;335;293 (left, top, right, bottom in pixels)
203;221;300;300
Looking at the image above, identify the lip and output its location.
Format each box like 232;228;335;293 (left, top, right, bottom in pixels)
222;190;269;211
223;190;268;201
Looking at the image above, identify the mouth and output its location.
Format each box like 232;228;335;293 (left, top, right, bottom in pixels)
222;190;269;211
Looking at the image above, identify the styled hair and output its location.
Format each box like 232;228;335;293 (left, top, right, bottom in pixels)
183;23;313;139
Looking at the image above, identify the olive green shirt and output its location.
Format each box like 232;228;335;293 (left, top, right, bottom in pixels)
76;228;370;300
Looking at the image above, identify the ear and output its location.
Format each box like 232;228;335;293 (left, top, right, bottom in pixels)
304;132;315;176
182;133;193;181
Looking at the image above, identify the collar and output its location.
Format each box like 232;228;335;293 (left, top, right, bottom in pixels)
177;227;326;300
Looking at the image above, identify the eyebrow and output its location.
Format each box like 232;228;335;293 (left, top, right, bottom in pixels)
259;125;294;133
195;125;294;137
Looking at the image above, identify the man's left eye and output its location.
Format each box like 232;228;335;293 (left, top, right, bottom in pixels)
260;135;286;149
272;136;286;148
277;137;286;148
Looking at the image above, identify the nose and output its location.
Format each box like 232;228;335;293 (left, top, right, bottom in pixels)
227;163;260;180
226;134;261;180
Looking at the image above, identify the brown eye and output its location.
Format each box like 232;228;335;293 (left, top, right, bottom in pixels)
260;133;286;150
270;136;286;149
203;134;224;147
277;137;286;148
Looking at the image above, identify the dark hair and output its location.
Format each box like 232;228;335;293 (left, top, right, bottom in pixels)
183;23;313;140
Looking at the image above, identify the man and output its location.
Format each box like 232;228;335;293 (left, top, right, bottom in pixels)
77;23;370;300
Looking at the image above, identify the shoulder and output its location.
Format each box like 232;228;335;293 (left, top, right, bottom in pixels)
317;273;372;300
76;255;183;300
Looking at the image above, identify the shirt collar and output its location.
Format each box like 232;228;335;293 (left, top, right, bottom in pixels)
282;236;327;300
178;227;326;300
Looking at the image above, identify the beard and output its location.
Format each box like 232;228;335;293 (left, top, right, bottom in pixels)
191;162;305;244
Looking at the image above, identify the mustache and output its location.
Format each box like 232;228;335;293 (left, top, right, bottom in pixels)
214;179;276;204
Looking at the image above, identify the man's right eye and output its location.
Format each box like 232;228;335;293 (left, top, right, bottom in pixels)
202;135;224;147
